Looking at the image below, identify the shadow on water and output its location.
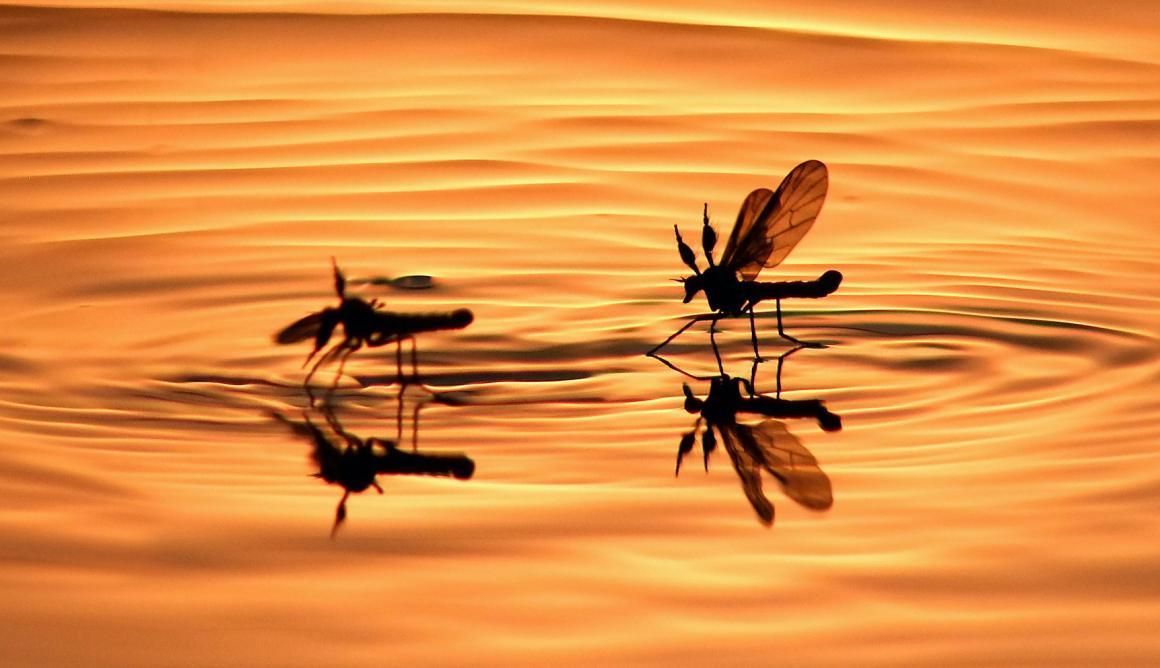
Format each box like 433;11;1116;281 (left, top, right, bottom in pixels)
657;345;841;527
272;390;475;538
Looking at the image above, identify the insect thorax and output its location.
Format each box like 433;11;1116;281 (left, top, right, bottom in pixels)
338;298;380;337
701;266;746;314
702;376;744;423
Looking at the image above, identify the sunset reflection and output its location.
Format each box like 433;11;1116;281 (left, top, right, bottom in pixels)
668;347;840;526
2;2;1158;666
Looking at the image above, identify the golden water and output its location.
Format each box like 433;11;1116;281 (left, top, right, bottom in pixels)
2;3;1158;665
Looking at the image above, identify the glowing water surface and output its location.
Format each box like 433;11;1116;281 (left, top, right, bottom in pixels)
2;3;1158;666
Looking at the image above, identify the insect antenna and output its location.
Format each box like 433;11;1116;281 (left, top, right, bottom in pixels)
701;203;717;267
330;256;346;298
674;225;701;275
681;383;704;413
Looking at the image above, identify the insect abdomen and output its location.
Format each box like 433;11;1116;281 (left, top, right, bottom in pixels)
748;270;842;300
384;308;475;335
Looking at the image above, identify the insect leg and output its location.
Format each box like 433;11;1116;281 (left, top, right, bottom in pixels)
411;393;422;451
774;344;804;398
748;306;765;363
306;339;355;405
325;339;363;402
395;387;405;442
775;298;807;346
647;313;717;357
708;316;724;376
409;336;419;382
391;338;404;387
304;341;341;403
397;336;418;395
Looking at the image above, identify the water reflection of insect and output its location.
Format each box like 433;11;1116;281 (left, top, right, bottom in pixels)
675;352;839;526
274;259;473;397
273;403;474;538
651;160;843;359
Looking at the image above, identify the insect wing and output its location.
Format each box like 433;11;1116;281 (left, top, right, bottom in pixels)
274;311;324;344
750;420;832;510
275;413;345;484
717;424;775;525
720;160;829;281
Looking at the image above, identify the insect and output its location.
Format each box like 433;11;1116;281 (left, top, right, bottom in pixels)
273;404;475;538
275;258;474;398
649;159;843;361
676;369;839;526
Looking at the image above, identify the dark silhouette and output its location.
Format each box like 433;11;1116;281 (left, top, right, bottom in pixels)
274;258;473;399
648;160;842;362
667;345;840;526
272;400;474;538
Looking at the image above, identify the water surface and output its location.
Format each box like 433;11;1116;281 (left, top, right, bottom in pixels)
2;3;1158;666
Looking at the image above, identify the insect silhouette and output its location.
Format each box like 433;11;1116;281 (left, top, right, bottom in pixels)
275;259;474;399
649;159;842;361
675;360;839;527
273;404;475;538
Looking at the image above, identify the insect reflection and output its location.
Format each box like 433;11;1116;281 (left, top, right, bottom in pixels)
274;258;473;400
650;160;842;361
671;348;840;526
273;396;474;538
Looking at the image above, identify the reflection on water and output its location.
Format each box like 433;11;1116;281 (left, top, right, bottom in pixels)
3;2;1159;666
274;259;474;400
273;256;478;536
273;392;475;537
661;346;840;526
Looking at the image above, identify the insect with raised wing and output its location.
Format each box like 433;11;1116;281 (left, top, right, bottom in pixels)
650;160;842;360
275;259;473;398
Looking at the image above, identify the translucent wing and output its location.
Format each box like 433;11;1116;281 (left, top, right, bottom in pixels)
272;412;344;484
716;425;775;526
274;311;324;344
749;420;832;510
720;160;829;282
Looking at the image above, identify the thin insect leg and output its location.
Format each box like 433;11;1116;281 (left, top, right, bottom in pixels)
303;349;328;401
775;298;811;347
649;352;720;380
647;314;718;357
325;340;362;402
410;337;420;383
304;341;344;404
748;306;765;362
709;316;724;376
321;400;356;449
310;340;352;404
394;389;404;442
394;338;404;387
774;344;804;399
397;337;416;395
411;397;422;452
